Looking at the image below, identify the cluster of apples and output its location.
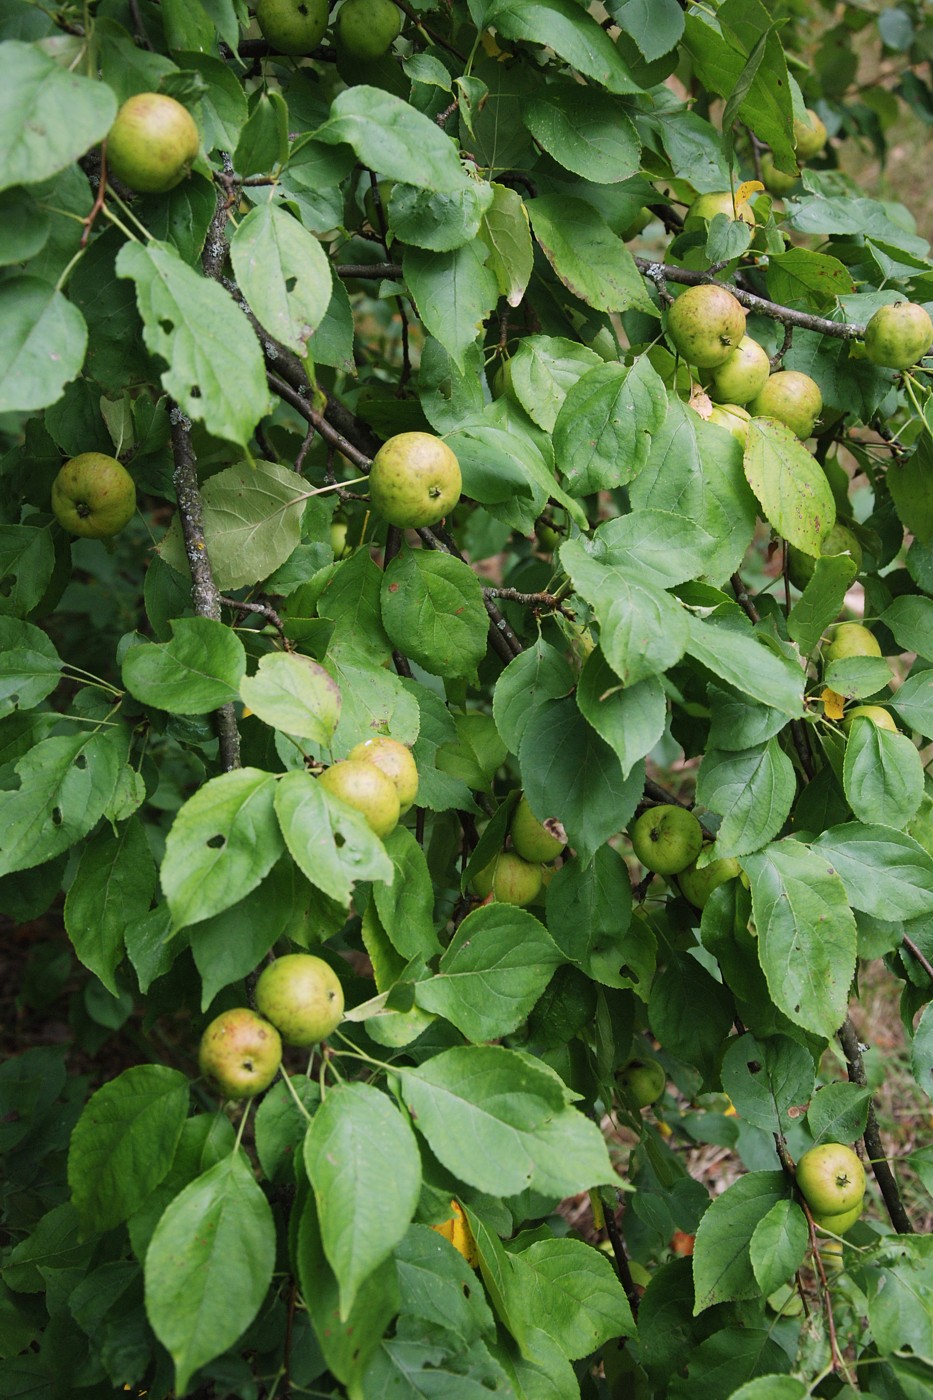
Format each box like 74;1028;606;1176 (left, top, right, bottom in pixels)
198;952;345;1099
822;621;899;733
796;1141;867;1235
256;0;402;60
470;795;568;907
318;735;419;838
629;804;740;911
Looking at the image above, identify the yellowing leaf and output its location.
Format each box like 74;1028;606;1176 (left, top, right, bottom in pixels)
822;688;845;720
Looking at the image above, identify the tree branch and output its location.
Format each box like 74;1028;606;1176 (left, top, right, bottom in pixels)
838;1017;914;1234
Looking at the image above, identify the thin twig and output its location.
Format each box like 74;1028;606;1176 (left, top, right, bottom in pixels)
730;572;761;623
267;373;372;472
220;595;288;638
604;1199;640;1320
838;1018;913;1234
770;322;794;370
903;934;933;984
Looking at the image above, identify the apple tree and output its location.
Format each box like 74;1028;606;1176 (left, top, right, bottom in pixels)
3;0;933;1396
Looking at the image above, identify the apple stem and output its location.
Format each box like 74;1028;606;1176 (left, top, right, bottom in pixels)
233;1099;252;1153
279;1069;315;1124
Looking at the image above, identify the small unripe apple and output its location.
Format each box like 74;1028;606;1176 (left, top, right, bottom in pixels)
787;523;862;591
796;1142;866;1215
683;191;756;231
748;370;823;439
630;804;704;876
760;153;799;195
617;1057;666;1108
708;335;771;404
812;1202;863;1235
255;953;344;1047
368;432;462;530
335;0;401;59
824;622;882;663
863;302;933;371
256;0;330;54
198;1008;282;1099
666;284;747;369
348;735;419;813
707;402;751;444
676;849;741;908
51;453;137;539
794;109;828;161
106;93;199;194
471;851;543;906
842;705;898;733
330;517;349;557
318;758;400;837
510;794;567;863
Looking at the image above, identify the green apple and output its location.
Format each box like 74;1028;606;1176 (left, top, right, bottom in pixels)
666;284;747;368
824;621;882;663
630;804;704;876
676;849;741;908
106;93;199;194
510;794;567;863
256;0;330;54
787;522;862;591
864;302;933;371
198;1007;282;1099
796;1142;866;1215
335;0;401;59
748;370;823;439
471;851;543;906
368;431;462;529
619;207;652;241
51;453;137;539
842;705;898;733
348;735;419;812
707;402;751;445
811;1201;864;1235
255;953;344;1047
794;109;828;161
318;758;400;837
760;153;800;195
617;1057;666;1108
683;191;756;231
330;516;349;557
708;335;771;404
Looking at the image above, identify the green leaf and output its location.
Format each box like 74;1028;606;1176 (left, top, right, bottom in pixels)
508;1238;634;1359
400;1046;616;1196
316;85;471;191
857;1237;933;1363
254;1073;320;1184
649;955;735;1085
64;817;157;994
326;655;421;759
742;840;858;1040
743;419;836;554
807;1081;872;1145
493;639;574;754
523;85;640;184
749;1199;808;1297
0;729;124;878
396;1224;496;1347
576;651;667;780
883;595;933;660
811;822;933;919
161;767;284;928
912;1003;933;1102
519;696;645;865
766;249;855;309
892;670;933;740
506;335;603;434
787;553;859;658
696;740;796;859
692;1171;790;1312
0;616;61;717
389;180;494;252
415;903;564;1041
485;0;640;94
67;1065;189;1235
144;1151;276;1396
529;196;654;315
229;203;331;357
592;510;717;590
612;0;684;61
373;826;443;962
479;182;533;308
683;613;806;718
232;89;288;177
553;358;668;495
546;846;655;994
116;240;268;449
304;1081;421;1318
381;548;487;680
0;41;117;192
274;768;393;905
239;652;342;745
0;276;88;413
720;1032;815;1134
822;654;894;700
158;460;306;590
843;719;924;828
0;525;54;617
404;241;499;370
318;548;393;663
122;616;246;714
